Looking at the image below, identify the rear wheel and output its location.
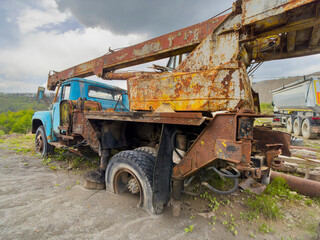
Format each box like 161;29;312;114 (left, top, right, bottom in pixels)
301;118;317;139
293;117;302;136
105;150;155;214
286;116;293;133
35;126;54;157
134;146;157;162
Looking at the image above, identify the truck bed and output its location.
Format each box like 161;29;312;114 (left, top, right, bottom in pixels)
83;111;206;126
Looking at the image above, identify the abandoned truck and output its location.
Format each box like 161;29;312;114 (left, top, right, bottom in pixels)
32;0;320;214
271;76;320;139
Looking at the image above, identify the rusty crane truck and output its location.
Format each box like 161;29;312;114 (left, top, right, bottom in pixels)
32;0;320;213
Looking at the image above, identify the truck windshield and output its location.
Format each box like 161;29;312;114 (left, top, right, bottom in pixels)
88;85;122;101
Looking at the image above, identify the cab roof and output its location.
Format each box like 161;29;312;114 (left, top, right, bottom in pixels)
62;78;126;92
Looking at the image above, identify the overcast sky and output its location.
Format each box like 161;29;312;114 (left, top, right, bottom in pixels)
1;0;320;93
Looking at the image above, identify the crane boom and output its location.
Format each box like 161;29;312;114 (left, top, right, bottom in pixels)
47;14;228;90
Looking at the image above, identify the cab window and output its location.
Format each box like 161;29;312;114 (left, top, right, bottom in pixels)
88;85;122;101
61;85;71;100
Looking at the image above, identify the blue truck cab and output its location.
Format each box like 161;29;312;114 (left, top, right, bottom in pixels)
32;78;129;147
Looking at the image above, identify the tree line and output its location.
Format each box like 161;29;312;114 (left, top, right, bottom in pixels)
0;93;54;135
0;93;53;113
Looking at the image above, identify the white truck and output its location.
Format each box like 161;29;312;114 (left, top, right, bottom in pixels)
271;76;320;139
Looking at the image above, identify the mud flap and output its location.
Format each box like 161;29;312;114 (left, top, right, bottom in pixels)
152;124;175;214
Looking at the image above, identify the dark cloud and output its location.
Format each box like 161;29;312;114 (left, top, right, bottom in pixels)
56;0;233;36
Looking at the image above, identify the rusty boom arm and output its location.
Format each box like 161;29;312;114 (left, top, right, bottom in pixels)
47;14;229;90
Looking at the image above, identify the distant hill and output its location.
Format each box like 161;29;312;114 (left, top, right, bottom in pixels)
0;93;54;113
252;71;320;103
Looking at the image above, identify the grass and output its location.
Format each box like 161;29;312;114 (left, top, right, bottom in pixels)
258;222;275;234
260;102;273;115
0;133;98;171
0;134;34;154
184;225;194;233
244;177;304;221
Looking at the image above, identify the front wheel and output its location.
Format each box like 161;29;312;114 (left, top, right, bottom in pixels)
105;150;155;214
35;126;54;157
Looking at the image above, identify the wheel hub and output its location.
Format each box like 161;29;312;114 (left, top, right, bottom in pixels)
127;178;140;194
35;135;44;153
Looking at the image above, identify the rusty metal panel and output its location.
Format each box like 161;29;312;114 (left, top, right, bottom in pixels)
242;0;316;26
47;14;228;90
84;111;206;126
177;30;240;72
173;113;253;179
173;112;290;179
128;61;254;112
253;127;291;157
72;110;100;152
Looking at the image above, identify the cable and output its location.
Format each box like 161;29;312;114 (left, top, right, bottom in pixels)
209;7;232;20
201;168;239;195
171;130;183;159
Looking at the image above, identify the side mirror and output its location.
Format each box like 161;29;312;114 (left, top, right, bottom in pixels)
37;86;45;99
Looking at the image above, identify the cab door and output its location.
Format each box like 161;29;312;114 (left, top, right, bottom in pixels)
52;84;71;137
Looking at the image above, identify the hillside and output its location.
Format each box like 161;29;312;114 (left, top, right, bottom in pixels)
0;93;53;113
252;72;320;103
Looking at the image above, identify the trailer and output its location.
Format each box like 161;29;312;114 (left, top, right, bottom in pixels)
271;76;320;139
32;0;320;214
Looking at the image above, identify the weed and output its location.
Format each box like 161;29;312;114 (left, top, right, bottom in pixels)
54;184;60;187
249;232;257;239
184;225;194;233
312;197;320;206
246;194;282;219
265;177;302;201
50;165;59;170
225;214;238;236
66;186;71;190
42;157;52;165
240;210;259;222
258;222;275;234
305;198;313;206
200;191;220;211
244;177;308;220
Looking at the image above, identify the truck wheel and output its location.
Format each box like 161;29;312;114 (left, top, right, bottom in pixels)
302;118;317;139
35;126;54;157
105;150;155;214
134;147;157;162
286;116;293;133
293;117;302;136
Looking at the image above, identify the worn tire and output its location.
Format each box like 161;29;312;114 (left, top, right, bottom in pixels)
293;117;302;136
105;150;155;214
35;126;54;157
286;116;293;133
134;147;157;162
301;118;317;139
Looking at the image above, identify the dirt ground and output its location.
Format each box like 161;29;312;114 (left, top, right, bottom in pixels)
0;136;320;240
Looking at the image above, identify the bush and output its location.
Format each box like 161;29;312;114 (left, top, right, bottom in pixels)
0;109;34;134
260;102;273;114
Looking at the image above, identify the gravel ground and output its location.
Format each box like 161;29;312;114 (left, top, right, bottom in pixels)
0;145;319;240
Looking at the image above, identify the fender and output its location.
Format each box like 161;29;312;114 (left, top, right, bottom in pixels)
32;110;57;142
